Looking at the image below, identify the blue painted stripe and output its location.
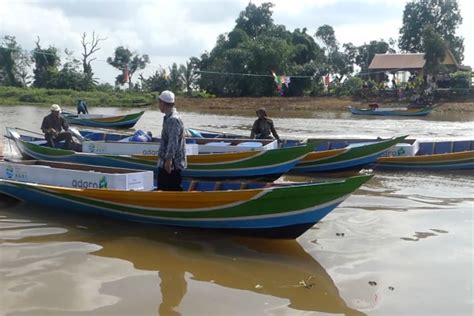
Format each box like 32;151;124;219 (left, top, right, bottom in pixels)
0;183;342;229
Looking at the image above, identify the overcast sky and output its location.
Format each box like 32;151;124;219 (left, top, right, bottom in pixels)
1;0;472;84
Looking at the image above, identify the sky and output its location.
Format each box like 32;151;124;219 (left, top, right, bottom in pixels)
0;0;473;84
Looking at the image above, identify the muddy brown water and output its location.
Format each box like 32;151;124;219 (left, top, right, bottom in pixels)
0;105;473;315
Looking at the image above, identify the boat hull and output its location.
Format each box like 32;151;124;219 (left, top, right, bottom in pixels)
64;111;144;128
292;136;407;172
376;151;474;170
0;175;372;239
348;106;433;116
7;128;313;180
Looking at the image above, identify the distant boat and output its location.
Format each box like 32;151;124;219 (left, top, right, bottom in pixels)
348;105;435;117
62;111;145;128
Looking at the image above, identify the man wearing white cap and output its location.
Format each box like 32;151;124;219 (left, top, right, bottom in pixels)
157;90;187;191
41;104;73;149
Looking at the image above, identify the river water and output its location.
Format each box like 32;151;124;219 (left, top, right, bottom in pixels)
0;105;473;315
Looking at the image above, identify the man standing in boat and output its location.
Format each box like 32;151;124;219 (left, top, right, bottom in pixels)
250;107;280;141
41;104;74;149
157;90;187;191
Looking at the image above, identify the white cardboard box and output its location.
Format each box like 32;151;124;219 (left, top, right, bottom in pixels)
0;162;154;191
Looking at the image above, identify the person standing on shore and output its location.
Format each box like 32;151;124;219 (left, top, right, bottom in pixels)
41;104;73;149
250;107;280;141
157;90;187;191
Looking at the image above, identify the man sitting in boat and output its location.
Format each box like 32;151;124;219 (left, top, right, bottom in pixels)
77;99;89;114
41;104;73;149
250;108;280;141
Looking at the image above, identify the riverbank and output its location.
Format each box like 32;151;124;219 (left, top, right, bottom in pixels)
1;86;473;112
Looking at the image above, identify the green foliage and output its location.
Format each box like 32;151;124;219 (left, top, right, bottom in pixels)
315;25;337;52
0;86;155;107
451;71;471;89
140;68;170;92
235;2;274;38
32;40;60;88
0;36;30;87
195;2;326;97
107;46;150;88
422;25;446;74
168;63;183;92
179;60;199;95
356;40;394;79
399;0;464;61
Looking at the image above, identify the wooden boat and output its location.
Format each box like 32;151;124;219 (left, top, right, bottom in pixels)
348;105;435;116
302;137;474;170
5;128;313;181
292;136;407;172
77;130;279;155
62;111;144;128
376;139;474;170
0;159;373;239
76;129;407;173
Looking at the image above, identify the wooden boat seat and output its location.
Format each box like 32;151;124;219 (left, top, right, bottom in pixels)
434;142;453;154
453;141;471;153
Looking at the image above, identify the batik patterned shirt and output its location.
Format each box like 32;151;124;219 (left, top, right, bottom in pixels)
158;109;187;170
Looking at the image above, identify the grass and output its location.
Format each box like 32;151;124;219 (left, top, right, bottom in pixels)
0;86;156;108
1;86;473;113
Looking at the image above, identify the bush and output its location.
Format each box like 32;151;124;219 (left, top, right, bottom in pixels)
451;71;471;89
18;93;45;103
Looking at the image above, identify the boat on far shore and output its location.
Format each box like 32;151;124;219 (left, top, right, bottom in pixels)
348;104;436;117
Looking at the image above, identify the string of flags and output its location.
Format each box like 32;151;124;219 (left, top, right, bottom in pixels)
272;71;291;96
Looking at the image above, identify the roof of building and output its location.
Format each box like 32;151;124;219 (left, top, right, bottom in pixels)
368;53;426;70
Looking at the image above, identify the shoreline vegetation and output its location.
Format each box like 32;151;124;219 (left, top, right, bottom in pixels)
0;86;473;113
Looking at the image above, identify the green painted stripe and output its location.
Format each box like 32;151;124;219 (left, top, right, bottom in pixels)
29;174;372;219
297;136;407;167
189;145;313;170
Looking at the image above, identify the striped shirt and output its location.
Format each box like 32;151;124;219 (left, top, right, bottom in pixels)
158;109;187;170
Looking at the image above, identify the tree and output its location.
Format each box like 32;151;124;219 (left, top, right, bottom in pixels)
80;32;106;90
140;68;169;92
168;62;183;92
179;60;199;95
235;2;274;38
422;25;446;74
399;0;464;61
107;46;150;88
356;40;395;79
0;36;30;87
315;25;338;53
55;49;86;90
32;36;60;88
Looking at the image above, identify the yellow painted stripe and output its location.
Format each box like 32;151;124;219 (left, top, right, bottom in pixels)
91;115;126;123
133;150;261;163
378;151;474;163
44;185;262;209
301;149;347;162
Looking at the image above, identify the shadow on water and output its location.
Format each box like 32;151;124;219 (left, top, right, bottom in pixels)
0;201;365;315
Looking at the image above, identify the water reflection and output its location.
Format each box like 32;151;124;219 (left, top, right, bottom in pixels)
0;203;365;315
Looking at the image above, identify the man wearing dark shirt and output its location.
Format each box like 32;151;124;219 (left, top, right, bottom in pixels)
250;107;280;140
157;91;187;191
41;104;73;149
